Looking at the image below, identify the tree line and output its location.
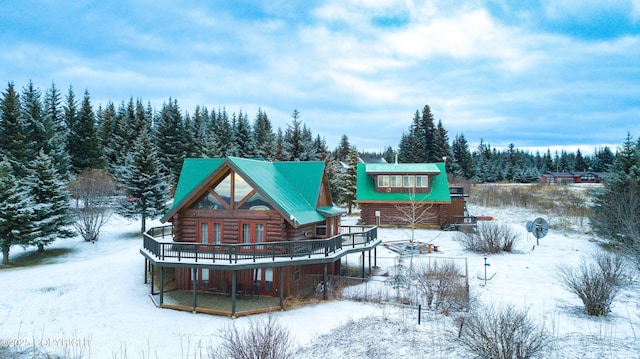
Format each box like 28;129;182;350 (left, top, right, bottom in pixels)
0;80;636;263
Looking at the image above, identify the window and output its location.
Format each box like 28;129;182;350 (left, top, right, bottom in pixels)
390;175;403;187
292;265;301;281
416;175;429;187
234;174;253;207
403;175;415;187
198;220;221;245
316;225;327;237
377;175;389;187
239;192;274;210
240;222;266;251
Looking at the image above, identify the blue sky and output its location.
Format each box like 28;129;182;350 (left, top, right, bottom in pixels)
1;0;639;154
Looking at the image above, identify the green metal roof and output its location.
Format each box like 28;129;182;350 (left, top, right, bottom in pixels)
365;163;441;174
356;162;451;202
162;157;338;225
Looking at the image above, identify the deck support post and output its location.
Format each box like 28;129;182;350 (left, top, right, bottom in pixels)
144;258;148;284
150;264;155;295
323;263;328;300
160;266;164;306
279;268;284;308
374;247;377;268
231;271;237;317
368;250;372;275
361;253;365;279
192;268;197;313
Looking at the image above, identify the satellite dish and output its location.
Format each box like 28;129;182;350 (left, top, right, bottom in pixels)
526;218;548;245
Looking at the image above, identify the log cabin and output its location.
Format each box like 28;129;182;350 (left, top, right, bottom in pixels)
141;157;380;316
356;162;464;227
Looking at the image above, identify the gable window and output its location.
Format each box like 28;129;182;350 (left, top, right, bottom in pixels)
416;175;429;188
377;175;389;187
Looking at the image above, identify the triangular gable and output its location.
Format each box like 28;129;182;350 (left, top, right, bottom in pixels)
162;157;332;225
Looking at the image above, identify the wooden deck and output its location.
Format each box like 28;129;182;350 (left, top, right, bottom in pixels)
141;225;380;269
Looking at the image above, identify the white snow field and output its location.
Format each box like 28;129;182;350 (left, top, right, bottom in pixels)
1;200;640;358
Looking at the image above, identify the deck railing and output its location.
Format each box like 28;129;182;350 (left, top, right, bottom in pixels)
143;225;378;264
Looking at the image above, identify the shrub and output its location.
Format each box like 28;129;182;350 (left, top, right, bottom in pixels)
410;260;468;313
210;314;298;359
457;221;520;253
557;251;631;316
456;304;550;359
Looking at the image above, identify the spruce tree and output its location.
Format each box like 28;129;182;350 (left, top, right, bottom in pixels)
0;82;30;177
154;98;187;185
421;105;437;163
253;108;275;160
234;110;256;158
451;134;474;179
283;109;313;161
340;148;359;213
44;83;71;179
118;127;170;233
336;134;351;162
20;80;47;157
0;157;33;264
68;89;103;173
26;150;74;252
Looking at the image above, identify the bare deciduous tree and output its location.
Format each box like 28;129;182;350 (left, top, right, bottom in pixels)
392;188;437;243
69;169;115;241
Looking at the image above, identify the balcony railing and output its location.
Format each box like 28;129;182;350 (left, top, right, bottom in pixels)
143;225;378;264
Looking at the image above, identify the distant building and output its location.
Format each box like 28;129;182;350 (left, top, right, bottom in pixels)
540;171;606;184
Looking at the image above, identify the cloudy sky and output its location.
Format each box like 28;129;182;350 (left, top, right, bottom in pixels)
1;0;639;154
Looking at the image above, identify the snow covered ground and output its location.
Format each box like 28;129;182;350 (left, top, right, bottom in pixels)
1;199;640;358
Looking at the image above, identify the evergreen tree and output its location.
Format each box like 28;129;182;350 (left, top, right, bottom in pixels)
253;108;275;160
98;101;118;171
0;157;33;264
68;89;103;172
0;82;30;177
25;149;74;252
592;146;615;172
326;159;344;205
574;149;588;171
118;127;170;233
398;110;426;163
336;134;351;162
191;105;209;157
154;98;187;185
43;83;71;179
434;120;452;170
421;105;437;163
340;148;359;213
451;133;474;179
20;81;47;156
313;134;328;161
274;128;285;161
590;133;640;265
283;109;313;161
234;110;256;158
382;146;395;164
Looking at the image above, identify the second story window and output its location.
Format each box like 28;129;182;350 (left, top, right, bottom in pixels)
416;175;429;188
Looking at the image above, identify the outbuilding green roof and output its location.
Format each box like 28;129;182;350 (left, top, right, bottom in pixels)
365;163;441;174
162;157;339;225
356;162;451;202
